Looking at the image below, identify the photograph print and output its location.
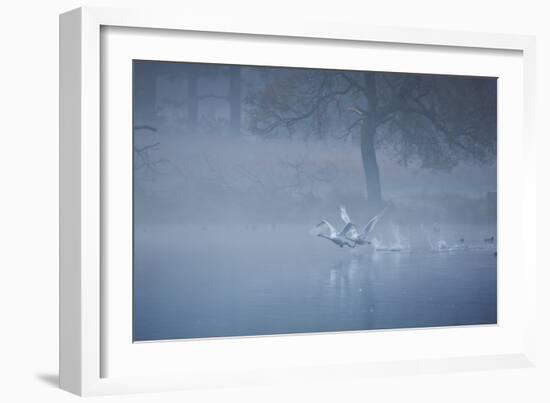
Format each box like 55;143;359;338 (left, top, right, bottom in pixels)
133;61;497;342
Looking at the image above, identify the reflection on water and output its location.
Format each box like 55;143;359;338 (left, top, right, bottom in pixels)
134;225;497;341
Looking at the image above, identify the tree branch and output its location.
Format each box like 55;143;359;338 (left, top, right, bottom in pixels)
258;81;353;134
339;72;369;98
134;142;160;153
133;125;157;132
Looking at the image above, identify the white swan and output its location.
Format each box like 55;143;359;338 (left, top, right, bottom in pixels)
340;206;386;246
313;220;355;248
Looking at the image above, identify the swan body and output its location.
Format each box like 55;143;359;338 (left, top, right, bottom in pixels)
314;220;355;248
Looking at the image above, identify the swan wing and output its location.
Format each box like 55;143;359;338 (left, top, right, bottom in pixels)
338;222;354;237
340;205;351;224
314;220;337;237
361;207;388;237
361;215;380;237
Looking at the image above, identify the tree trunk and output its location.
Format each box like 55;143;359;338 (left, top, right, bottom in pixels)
360;120;383;208
187;66;199;135
360;71;384;208
229;66;242;136
133;63;157;127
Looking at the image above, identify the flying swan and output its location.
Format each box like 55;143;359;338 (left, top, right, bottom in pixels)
340;205;386;246
313;220;355;248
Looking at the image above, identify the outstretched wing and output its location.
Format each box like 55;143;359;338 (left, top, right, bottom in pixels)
313;220;337;237
361;215;380;237
340;205;351;224
338;222;354;237
360;207;388;237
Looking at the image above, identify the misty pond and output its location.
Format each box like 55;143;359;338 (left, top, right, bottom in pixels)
134;223;496;341
132;61;497;341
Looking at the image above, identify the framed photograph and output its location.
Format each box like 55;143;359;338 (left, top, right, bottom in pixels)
60;7;537;396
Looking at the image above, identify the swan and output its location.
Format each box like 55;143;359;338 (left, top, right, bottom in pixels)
340;206;386;246
313;220;355;248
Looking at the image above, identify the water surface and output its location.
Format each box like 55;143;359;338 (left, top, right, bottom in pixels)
134;224;496;341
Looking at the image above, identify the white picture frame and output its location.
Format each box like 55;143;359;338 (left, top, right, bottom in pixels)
60;6;537;396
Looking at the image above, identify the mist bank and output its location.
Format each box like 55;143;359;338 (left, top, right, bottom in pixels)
134;132;496;227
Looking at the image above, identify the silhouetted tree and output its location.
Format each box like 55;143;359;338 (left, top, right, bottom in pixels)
247;69;496;209
228;66;242;136
184;64;243;136
133;62;159;127
186;65;200;134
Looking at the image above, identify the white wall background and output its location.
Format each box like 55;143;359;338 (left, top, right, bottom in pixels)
0;0;548;401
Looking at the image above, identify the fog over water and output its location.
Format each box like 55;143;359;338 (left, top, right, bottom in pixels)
133;61;497;341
